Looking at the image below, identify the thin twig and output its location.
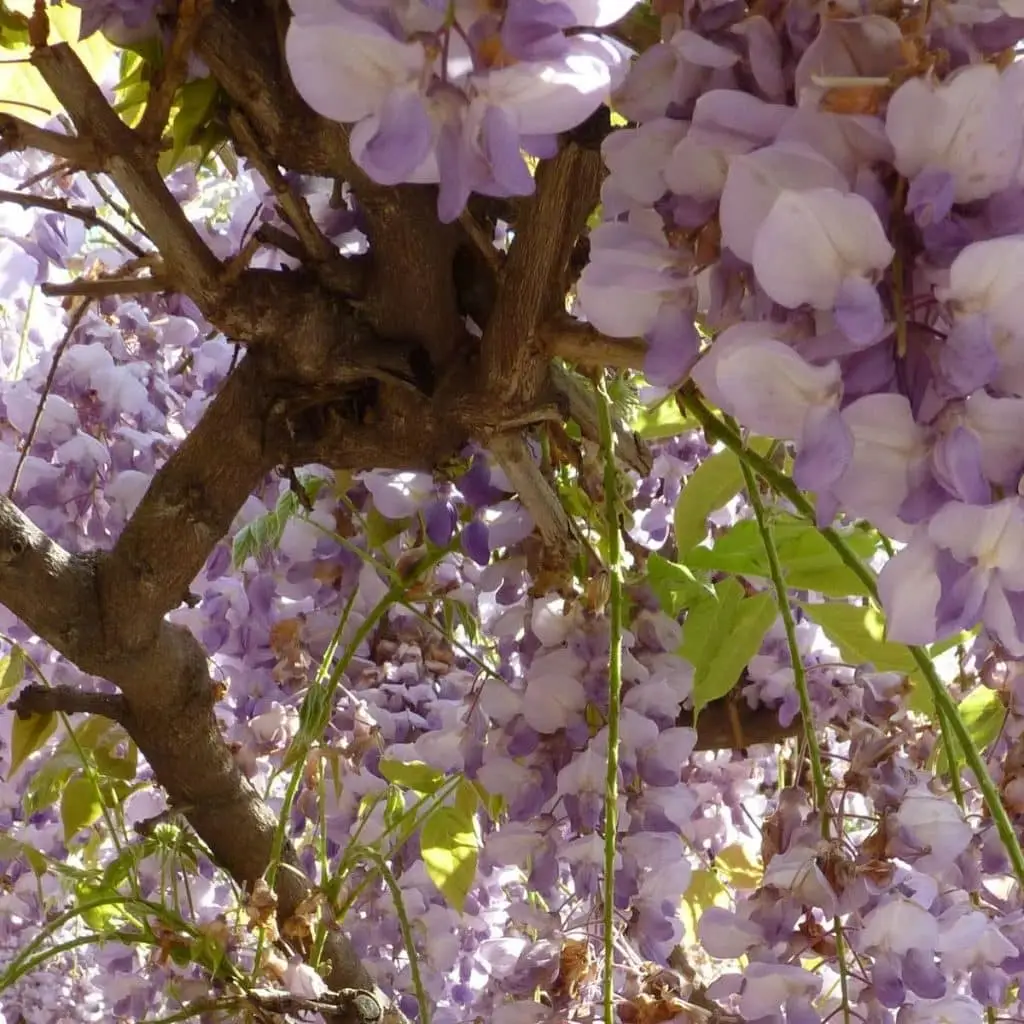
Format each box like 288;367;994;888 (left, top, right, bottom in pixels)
41;274;168;299
227;109;334;265
0;113;102;168
542;318;648;370
138;0;210;144
86;172;151;242
256;223;309;262
0;188;148;257
8;298;93;499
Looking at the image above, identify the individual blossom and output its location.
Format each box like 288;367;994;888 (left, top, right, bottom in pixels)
879;497;1024;653
886;62;1024;204
938;234;1024;395
284;0;633;219
692;323;851;501
751;187;894;345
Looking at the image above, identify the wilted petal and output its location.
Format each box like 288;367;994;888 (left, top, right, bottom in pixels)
794;14;905;102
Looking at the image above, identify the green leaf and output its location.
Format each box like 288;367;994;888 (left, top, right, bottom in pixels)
23;748;80;813
800;600;948;714
420;805;481;912
687;515;878;597
673;439;773;554
94;738;138;781
0;645;25;702
383;785;406;834
231;522;260;568
631;398;694;441
645;553;715;617
714;844;762;889
931;685;1006;774
158;76;220;176
682;579;777;714
0;833;46;875
679;868;728;947
378;759;446;795
0;2;29;50
0;5;116;124
363;507;410;549
8;709;56;776
801;601;918;676
112;48;148;128
60;775;103;841
455;777;479;818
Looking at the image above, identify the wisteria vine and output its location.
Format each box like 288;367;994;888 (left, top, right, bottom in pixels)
0;0;1024;1023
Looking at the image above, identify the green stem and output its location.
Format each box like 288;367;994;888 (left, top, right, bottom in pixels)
737;453;829;825
358;849;431;1024
596;375;624;1024
680;389;1024;886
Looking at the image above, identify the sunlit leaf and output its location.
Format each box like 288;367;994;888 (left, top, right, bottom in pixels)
158;76;220;175
631;397;694;440
0;645;25;702
9;709;56;776
679;868;728;947
60;774;103;841
0;833;47;875
673;439;773;554
682;579;776;715
687;515;878;597
0;4;116;124
931;685;1006;775
645;553;715;617
714;844;762;889
23;747;79;813
420;804;480;912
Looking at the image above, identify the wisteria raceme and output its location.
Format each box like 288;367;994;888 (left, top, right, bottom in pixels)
281;0;635;221
1;0;1024;1023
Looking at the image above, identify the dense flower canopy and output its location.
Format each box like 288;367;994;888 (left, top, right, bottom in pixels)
3;1;1024;1023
